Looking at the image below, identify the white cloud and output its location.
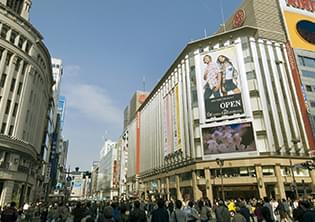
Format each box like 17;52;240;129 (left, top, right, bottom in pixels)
62;65;122;126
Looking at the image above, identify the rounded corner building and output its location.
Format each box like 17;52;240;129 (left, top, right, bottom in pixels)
0;0;53;206
126;0;315;202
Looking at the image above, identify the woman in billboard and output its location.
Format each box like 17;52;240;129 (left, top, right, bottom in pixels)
203;55;222;99
217;55;241;96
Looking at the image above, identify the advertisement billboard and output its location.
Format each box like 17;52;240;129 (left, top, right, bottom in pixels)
202;122;256;155
198;46;244;120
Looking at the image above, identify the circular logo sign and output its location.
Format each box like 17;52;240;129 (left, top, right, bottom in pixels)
296;20;315;45
232;9;246;28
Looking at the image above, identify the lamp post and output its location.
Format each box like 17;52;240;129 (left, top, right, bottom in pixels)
216;158;225;201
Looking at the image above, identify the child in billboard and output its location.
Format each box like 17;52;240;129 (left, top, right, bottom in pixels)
217;55;241;96
203;55;222;99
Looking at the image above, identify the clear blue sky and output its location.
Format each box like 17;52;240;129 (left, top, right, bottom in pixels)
31;0;242;170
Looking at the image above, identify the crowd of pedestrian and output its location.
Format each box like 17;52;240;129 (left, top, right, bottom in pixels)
0;196;315;222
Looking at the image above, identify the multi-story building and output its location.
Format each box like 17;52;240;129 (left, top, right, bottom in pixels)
126;0;315;201
90;161;99;199
97;139;119;200
0;0;53;206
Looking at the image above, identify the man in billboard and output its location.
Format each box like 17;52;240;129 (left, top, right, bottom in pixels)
203;55;222;99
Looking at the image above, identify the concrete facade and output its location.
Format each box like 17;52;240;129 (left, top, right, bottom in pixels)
0;0;53;206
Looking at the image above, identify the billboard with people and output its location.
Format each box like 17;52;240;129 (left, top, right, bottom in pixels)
198;46;244;120
202;122;256;155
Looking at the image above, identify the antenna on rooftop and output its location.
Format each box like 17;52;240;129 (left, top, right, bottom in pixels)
142;76;146;92
220;0;226;32
204;28;207;38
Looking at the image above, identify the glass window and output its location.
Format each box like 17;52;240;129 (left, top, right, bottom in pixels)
1;123;6;134
10;31;17;44
306;85;313;92
262;166;275;176
0;25;9;39
246;70;256;80
294;168;309;177
310;101;315;108
299;56;315;68
12;103;18;117
5;100;11;114
17;82;22;95
180;172;192;181
8;125;13;136
302;70;315;78
10;78;15;92
281;167;291;176
196;170;205;179
0;74;7;88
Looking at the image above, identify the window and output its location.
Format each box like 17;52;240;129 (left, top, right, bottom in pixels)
10;78;15;92
196;170;205;179
1;123;6;134
17;82;22;95
0;25;9;39
18;36;24;48
7;0;23;14
302;70;315;78
10;31;17;44
262;166;275;176
0;74;7;87
14;58;21;71
306;85;313;92
246;70;256;80
5;53;12;66
5;100;11;115
310;101;315;108
299;56;315;68
180;172;192;181
8;125;13;136
25;42;31;54
21;63;27;75
12;103;18;117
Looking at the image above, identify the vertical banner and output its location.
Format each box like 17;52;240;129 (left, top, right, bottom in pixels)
171;89;177;152
136;112;140;176
175;84;182;149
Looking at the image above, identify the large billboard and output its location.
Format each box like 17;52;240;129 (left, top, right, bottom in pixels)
202;122;256;155
279;0;315;51
198;46;244;120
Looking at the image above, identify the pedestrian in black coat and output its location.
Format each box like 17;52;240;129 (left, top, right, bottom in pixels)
129;201;147;222
151;199;169;222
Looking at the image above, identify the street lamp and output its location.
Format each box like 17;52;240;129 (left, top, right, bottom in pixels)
216;158;225;201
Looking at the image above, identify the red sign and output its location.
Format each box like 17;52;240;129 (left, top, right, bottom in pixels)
232;9;246;28
286;0;315;12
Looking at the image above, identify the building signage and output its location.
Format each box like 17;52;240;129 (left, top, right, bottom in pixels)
202;122;256;155
286;0;315;12
232;9;246;28
198;46;244;120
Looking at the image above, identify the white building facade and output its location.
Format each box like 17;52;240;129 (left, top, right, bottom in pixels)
97;140;119;200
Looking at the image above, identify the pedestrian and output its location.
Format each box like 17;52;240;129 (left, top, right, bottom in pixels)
171;200;187;222
151;199;169;222
198;200;211;222
293;201;307;222
215;200;230;222
72;202;87;222
239;202;251;222
1;202;18;222
128;200;147;222
254;202;264;222
168;201;175;222
303;200;315;222
232;207;247;222
118;204;128;222
263;197;275;222
103;206;115;222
